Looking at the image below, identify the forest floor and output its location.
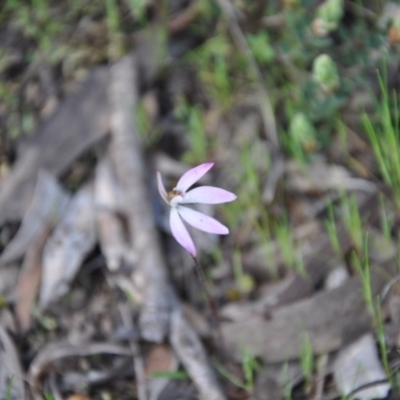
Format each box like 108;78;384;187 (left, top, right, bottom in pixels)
1;1;400;399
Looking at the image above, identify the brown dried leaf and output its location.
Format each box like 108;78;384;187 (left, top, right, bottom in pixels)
146;345;178;377
16;227;50;332
146;344;179;400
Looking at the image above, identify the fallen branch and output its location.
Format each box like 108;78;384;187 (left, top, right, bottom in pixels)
108;53;226;400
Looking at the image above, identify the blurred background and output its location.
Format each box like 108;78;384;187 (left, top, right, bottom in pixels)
0;0;400;399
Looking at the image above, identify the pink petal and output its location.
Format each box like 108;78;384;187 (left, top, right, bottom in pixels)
176;163;214;192
170;207;196;256
181;186;237;204
157;172;168;204
177;205;229;235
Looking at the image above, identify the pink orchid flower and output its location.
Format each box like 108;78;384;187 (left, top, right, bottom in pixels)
157;162;237;257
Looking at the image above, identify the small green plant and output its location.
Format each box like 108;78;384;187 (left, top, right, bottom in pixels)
105;0;120;35
286;112;318;163
214;348;260;393
13;2;62;56
247;32;276;66
126;0;148;24
313;0;344;36
354;238;394;389
241;348;260;393
222;140;271;250
363;71;400;209
312;54;340;94
233;248;254;295
274;216;307;277
174;101;209;164
187;35;234;108
104;0;124;59
275;217;294;267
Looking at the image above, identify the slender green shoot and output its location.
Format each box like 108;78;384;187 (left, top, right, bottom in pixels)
282;362;293;400
214;349;260;393
215;362;249;391
214;348;260;393
353;234;374;319
240;142;262;200
275;216;295;267
325;202;342;257
372;293;397;391
135;101;162;147
152;370;190;380
214;363;250;392
379;194;392;242
275;217;307;278
340;192;363;252
6;375;14;400
374;297;390;377
241;348;260;393
299;331;314;392
185;107;208;163
336;117;348;158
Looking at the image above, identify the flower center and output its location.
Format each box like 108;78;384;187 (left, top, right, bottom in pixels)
168;189;183;207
